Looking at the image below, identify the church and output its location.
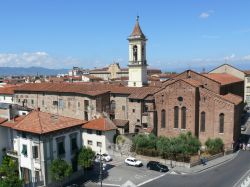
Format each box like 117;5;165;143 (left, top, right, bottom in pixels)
12;17;244;150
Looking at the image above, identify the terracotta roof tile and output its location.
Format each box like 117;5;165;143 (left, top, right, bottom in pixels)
0;116;25;128
203;73;243;85
222;93;243;105
83;117;117;131
0;117;8;125
244;70;250;75
12;111;86;134
112;119;129;127
0;85;22;95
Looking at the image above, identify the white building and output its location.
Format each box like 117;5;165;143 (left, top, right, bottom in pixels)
128;16;148;87
0;110;85;187
244;71;250;106
82;117;117;154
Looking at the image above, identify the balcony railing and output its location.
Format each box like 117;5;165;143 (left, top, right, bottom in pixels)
6;149;18;158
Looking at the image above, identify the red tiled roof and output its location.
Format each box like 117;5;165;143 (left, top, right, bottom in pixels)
112;119;129;127
14;83;109;96
13;110;86;134
0;85;23;95
203;73;243;85
244;70;250;75
0;117;8;125
222;93;243;105
83;117;117;131
0;116;25;128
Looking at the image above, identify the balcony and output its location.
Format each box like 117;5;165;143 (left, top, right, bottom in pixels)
6;149;18;158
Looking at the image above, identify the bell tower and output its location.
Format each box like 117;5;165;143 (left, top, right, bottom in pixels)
128;16;148;87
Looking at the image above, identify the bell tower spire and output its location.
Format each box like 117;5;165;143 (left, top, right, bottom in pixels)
128;17;148;87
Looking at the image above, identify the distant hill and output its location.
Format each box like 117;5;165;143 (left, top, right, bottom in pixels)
0;67;69;76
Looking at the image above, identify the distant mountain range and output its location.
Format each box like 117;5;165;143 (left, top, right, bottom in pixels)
0;67;69;76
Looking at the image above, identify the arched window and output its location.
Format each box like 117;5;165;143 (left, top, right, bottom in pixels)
219;113;224;133
161;109;166;128
200;112;206;132
181;107;186;129
110;100;116;111
133;45;138;61
174;106;179;128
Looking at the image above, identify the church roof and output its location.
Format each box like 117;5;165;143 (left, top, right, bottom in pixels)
129;16;146;39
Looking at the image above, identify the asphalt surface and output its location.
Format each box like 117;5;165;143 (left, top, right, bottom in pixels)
142;151;250;187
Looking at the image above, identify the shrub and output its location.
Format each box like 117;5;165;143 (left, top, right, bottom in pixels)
78;147;95;169
205;138;224;155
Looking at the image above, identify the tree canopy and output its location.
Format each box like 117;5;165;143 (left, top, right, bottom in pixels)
50;158;72;184
78;147;95;169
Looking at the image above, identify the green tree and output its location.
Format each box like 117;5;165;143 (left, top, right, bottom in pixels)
50;158;72;187
78;147;95;169
0;156;23;187
205;138;224;155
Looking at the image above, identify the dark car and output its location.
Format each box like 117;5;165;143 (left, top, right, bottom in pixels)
146;161;169;172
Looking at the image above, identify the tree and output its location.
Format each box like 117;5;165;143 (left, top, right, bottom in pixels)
0;156;23;187
205;138;224;155
78;147;95;169
50;158;72;187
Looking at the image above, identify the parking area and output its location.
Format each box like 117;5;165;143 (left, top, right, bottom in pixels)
84;156;167;186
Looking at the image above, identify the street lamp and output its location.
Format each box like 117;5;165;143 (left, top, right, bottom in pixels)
99;149;106;187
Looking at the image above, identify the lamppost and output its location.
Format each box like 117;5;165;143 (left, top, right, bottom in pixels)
99;149;103;187
99;149;106;187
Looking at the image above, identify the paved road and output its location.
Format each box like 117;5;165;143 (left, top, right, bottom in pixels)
142;151;250;187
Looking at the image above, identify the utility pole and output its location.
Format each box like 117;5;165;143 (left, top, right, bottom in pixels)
99;149;103;187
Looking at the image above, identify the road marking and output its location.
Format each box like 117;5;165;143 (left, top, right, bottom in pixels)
137;173;167;186
233;169;250;187
97;182;120;186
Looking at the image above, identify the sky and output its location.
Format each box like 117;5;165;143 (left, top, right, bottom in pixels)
0;0;250;72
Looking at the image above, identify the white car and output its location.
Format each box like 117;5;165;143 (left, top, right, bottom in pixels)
95;153;112;162
125;157;143;167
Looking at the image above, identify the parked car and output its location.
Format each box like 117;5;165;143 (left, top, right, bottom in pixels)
146;161;169;172
95;153;112;162
241;125;247;131
125;157;143;167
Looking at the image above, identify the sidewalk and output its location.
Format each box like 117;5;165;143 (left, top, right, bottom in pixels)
171;151;239;174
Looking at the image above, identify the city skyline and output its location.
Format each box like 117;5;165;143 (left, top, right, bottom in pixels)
0;0;250;72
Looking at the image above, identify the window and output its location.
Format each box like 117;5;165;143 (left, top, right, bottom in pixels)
174;106;179;128
247;95;250;102
181;107;186;129
122;106;125;111
68;101;71;108
3;96;5;100
247;77;250;83
42;100;44;106
87;129;92;134
84;111;88;121
31;100;34;105
110;100;116;111
134;82;136;87
247;87;250;93
132;109;135;113
78;102;80;108
97;142;102;147
53;101;58;106
161;109;166;128
22;132;27;138
142;123;148;128
200;112;206;132
56;137;65;157
219;113;224;133
18;99;21;103
87;140;93;145
84;100;89;111
96;130;102;136
144;105;148;113
22;144;28;157
58;99;64;109
32;146;38;159
133;45;138;61
137;119;140;122
70;137;78;153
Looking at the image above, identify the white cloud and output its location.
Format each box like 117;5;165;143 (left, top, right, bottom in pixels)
199;10;214;19
0;52;82;69
243;55;250;61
